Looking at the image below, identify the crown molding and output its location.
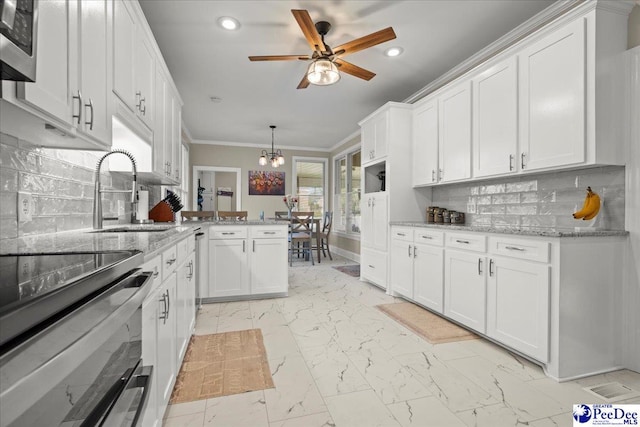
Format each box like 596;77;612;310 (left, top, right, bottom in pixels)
328;129;361;153
191;139;330;153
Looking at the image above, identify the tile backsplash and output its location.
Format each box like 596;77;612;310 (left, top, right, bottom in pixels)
430;166;626;230
0;132;160;240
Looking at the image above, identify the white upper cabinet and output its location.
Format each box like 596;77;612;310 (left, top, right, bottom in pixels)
412;98;438;186
472;56;518;178
361;112;388;165
15;0;111;149
518;17;585;171
438;81;472;183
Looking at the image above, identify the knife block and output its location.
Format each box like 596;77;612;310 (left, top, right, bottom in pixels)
149;201;174;222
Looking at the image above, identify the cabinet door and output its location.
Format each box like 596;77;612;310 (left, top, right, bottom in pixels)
250;238;288;294
172;99;182;182
156;274;177;409
519;18;586;171
444;250;486;333
361;112;387;164
136;34;155;127
412;99;439;186
414;243;444;313
208;239;249;297
361;118;375;163
113;0;136;110
185;253;196;333
141;287;159;427
439;81;472;182
389;238;413;298
371;192;388;251
372;112;388;161
472;56;518;178
487;257;549;362
17;0;73;125
153;67;167;177
174;257;189;362
360;197;373;248
164;93;175;181
360;247;387;289
78;0;110;144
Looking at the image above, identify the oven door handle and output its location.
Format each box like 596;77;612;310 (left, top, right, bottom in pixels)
130;365;153;426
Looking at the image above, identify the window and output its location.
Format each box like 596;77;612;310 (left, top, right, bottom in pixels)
333;149;361;236
292;157;328;218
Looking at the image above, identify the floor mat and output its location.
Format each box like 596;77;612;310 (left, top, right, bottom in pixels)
170;329;274;404
332;264;360;277
376;302;478;344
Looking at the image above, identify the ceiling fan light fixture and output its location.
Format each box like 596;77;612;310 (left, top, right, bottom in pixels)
384;46;404;57
307;58;340;86
218;16;240;31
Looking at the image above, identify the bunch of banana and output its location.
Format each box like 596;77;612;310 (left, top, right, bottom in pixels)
573;186;601;220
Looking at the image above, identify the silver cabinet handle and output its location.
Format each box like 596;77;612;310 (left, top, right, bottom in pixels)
489;259;494;276
253;240;256;252
421;235;433;240
140;97;146;115
505;246;525;251
136;91;143;112
368;198;371;207
243;240;246;252
397;232;406;237
263;231;276;235
222;232;236;235
413;245;417;258
85;98;94;130
456;239;470;244
72;91;82;124
407;245;411;257
521;153;526;169
159;292;168;323
369;264;375;268
432;170;436;182
152;267;159;279
166;290;170;318
478;258;483;275
439;169;443;181
166;258;176;265
509;154;514;171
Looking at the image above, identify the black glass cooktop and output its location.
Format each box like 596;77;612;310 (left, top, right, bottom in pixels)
0;251;142;348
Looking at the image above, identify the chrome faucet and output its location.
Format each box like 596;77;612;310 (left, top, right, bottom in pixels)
93;149;138;229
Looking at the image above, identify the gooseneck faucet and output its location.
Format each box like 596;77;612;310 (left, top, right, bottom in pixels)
93;149;138;229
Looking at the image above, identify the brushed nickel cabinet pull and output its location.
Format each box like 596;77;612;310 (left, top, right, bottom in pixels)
456;239;470;244
85;98;94;130
72;91;82;124
505;246;525;251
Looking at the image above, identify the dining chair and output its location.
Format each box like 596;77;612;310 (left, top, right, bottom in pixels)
289;211;314;266
313;211;333;261
217;210;248;221
181;210;215;221
274;211;289;219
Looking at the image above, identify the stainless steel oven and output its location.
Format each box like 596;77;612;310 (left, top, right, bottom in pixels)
0;0;37;81
0;251;153;427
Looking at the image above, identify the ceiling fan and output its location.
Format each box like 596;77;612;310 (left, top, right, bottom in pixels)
249;9;396;89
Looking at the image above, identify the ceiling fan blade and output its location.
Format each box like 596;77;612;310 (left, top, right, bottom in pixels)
249;55;310;61
334;59;376;81
333;27;396;57
291;9;327;53
297;74;310;89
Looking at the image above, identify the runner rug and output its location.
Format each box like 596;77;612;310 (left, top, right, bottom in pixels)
376;302;478;344
332;264;360;277
170;329;274;403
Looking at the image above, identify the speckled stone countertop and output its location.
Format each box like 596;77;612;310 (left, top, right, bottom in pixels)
389;222;629;238
181;220;282;226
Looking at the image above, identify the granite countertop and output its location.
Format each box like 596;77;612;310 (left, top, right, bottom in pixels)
389;221;629;238
0;224;195;258
184;220;283;226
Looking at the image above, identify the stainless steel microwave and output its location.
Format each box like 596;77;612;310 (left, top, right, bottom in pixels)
0;0;37;81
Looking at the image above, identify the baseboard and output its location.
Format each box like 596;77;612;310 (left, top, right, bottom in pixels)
332;246;360;263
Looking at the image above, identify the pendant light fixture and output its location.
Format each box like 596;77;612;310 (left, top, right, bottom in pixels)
259;125;285;167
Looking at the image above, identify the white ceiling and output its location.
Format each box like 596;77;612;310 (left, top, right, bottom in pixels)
139;0;555;151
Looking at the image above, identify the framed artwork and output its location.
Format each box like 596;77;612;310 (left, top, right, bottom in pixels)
248;170;285;195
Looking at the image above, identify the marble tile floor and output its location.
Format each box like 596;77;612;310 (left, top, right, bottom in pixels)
163;256;640;427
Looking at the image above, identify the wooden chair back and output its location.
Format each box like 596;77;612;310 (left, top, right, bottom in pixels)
181;210;215;221
217;211;248;221
322;212;333;234
290;211;314;234
275;211;289;219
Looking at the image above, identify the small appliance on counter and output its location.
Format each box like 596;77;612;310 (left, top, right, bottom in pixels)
149;191;183;222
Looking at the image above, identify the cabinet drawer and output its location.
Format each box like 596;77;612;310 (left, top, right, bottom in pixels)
162;244;178;278
415;229;444;246
445;232;486;252
488;236;549;263
210;226;248;239
176;237;189;265
250;226;288;239
142;255;163;293
391;227;414;242
361;248;387;287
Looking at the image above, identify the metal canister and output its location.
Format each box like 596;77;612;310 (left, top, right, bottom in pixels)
443;209;452;224
451;211;466;224
434;208;445;223
427;206;438;223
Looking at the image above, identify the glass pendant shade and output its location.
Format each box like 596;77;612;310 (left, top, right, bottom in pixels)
259;155;268;166
277;154;285;165
307;58;340;86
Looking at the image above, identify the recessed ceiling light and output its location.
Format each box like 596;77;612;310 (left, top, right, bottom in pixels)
384;47;404;57
218;16;240;31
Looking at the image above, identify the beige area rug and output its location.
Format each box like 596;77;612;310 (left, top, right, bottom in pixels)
376;302;479;344
169;329;274;404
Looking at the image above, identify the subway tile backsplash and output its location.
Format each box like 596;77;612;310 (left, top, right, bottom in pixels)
431;166;626;230
0;132;159;240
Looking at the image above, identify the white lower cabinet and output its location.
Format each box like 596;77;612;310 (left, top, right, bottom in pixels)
444;249;487;334
206;225;288;299
390;227;444;313
141;235;196;426
486;256;550;362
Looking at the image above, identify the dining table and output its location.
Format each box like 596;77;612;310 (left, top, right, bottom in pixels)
272;216;323;263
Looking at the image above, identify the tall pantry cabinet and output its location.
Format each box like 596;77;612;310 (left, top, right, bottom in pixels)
359;102;424;291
